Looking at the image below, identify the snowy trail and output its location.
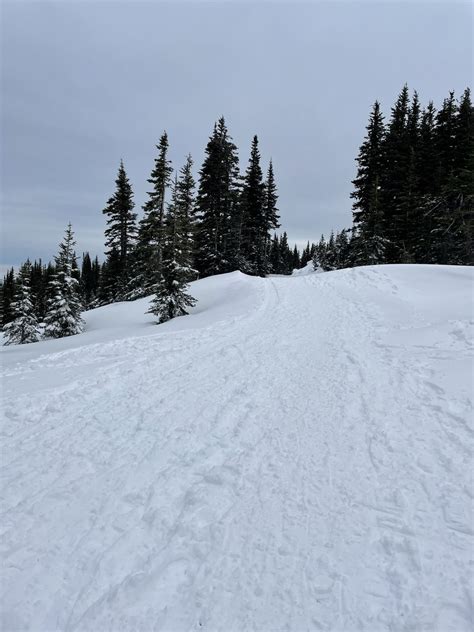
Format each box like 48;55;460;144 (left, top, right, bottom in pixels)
1;266;473;631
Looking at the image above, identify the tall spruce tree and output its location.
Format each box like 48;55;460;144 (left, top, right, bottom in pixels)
269;234;281;273
194;118;240;277
351;100;387;265
240;135;267;275
0;268;16;326
44;224;84;338
279;232;293;274
454;88;474;263
380;84;411;261
300;241;312;267
262;159;280;272
102;160;137;295
135;132;173;294
413;102;439;261
335;230;352;269
397;91;422;261
3;261;40;345
313;235;327;270
175;154;197;279
29;259;47;320
291;244;300;270
80;252;101;308
148;176;196;323
98;247;122;304
428;92;463;263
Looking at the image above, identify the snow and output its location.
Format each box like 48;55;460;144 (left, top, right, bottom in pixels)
291;261;319;276
1;265;473;631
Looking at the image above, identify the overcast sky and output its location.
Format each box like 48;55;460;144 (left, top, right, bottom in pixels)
1;0;472;271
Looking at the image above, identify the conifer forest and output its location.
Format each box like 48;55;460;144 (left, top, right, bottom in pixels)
2;86;472;344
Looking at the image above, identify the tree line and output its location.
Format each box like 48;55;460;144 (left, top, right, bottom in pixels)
2;87;472;345
348;85;473;266
1;118;297;343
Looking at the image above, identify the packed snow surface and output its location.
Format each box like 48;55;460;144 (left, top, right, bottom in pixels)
1;265;473;631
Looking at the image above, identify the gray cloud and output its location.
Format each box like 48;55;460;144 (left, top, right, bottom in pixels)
2;1;472;268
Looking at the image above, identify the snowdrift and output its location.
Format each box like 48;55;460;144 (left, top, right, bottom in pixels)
1;265;473;631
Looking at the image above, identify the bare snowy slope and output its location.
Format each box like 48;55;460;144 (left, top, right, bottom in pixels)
1;265;473;631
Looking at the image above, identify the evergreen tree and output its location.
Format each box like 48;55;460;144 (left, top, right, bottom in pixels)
351;100;387;265
148;176;196;323
195;118;240;277
269;234;281;273
240;135;267;275
42;262;56;311
428;91;467;264
98;247;122;304
278;232;293;274
300;241;312;267
1;267;16;326
29;259;47;319
291;244;300;270
3;261;40;345
313;235;327;270
454;88;474;194
80;252;101;307
454;88;474;263
92;256;101;299
418;102;438;195
44;224;85;338
335;230;351;269
324;231;337;270
435;91;458;189
414;102;439;261
102;160;137;294
135;132;173;293
175;154;197;279
380;84;411;261
262;159;280;271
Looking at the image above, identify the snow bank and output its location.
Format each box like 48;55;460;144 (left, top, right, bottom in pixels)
291;260;319;275
1;271;264;371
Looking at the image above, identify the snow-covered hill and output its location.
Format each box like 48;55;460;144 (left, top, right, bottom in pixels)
1;265;473;631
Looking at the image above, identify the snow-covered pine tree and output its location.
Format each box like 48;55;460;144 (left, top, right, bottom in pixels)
279;232;293;274
102;160;137;297
291;244;300;271
334;229;354;269
350;100;386;266
2;261;40;345
175;154;197;279
428;89;473;264
262;159;280;272
148;176;197;324
44;224;85;338
29;259;47;320
194;118;240;277
134;132;173;294
379;85;411;262
1;267;16;327
300;241;312;267
80;252;96;308
98;247;122;304
313;235;327;270
240;135;267;276
268;234;280;273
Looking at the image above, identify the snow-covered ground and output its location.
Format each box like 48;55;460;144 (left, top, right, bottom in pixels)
1;265;473;631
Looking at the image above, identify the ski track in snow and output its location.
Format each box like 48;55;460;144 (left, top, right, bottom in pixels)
1;266;473;631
